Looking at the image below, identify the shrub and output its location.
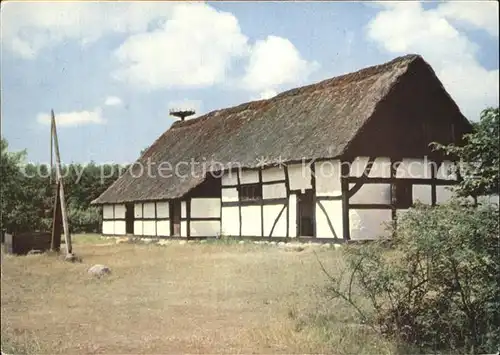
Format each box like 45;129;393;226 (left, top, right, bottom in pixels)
325;201;499;353
68;206;101;233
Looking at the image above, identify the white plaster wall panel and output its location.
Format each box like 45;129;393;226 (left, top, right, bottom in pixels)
156;221;170;237
221;206;240;236
114;221;126;235
191;198;221;218
143;202;156;218
181;221;187;237
103;205;114;219
262;183;287;199
241;206;262;236
134;221;143;236
315;160;342;196
437;160;457;180
221;187;239;202
143;221;156;236
350;157;370;177
156;202;169;218
396;159;431;179
350;209;392;240
190;221;220;237
221;171;239;186
102;221;114;235
371;158;391;178
436;186;454;204
263;205;287;237
315;200;343;239
262;166;286;182
181;201;187;218
240;170;259;184
349;157;391;178
288;163;312;190
114;204;126;219
412;185;432;204
349;183;391;204
288;194;297;238
134;203;143;218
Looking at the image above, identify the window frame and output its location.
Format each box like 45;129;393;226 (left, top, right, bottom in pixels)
238;183;262;201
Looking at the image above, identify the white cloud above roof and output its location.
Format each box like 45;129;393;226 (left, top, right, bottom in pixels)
242;35;319;94
37;108;104;127
367;2;499;120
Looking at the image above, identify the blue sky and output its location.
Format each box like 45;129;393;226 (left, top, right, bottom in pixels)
1;1;498;164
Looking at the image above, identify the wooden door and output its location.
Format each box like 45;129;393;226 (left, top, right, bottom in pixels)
125;203;134;234
297;189;315;237
171;201;181;236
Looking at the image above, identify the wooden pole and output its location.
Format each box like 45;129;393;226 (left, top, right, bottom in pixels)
51;110;72;255
50;180;62;251
50;120;53;185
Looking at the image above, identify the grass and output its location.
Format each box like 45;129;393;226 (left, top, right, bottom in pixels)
1;235;395;354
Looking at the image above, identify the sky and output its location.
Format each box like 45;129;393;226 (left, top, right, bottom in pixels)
1;1;499;164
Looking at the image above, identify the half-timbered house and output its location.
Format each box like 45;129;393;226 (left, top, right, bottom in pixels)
91;54;472;242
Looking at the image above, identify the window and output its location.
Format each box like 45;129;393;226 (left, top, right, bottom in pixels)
239;183;262;201
394;181;413;209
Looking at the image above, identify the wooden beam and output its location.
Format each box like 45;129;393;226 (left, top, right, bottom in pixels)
341;161;350;241
50;181;62;251
431;161;438;206
390;159;399;234
51;110;72;255
310;161;317;238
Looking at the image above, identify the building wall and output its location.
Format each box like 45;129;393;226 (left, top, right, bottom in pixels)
102;204;127;236
186;198;221;237
314;160;343;239
102;157;458;241
132;201;170;237
221;167;289;238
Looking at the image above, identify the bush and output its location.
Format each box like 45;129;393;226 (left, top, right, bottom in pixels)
326;201;499;353
68;206;101;233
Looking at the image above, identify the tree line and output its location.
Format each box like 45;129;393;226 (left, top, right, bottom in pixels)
1;138;127;233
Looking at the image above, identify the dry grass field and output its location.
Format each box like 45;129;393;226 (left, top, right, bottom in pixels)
1;235;394;354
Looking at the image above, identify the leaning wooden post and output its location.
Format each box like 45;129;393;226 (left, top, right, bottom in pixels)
51;110;73;255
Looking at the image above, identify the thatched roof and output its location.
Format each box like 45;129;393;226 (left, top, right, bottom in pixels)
92;54;466;204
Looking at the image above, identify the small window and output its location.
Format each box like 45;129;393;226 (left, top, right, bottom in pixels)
239;183;262;201
395;181;413;209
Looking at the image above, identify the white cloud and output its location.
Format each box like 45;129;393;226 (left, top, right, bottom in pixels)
104;96;123;106
167;99;203;119
242;36;319;93
112;3;249;90
2;2;316;96
1;2;175;59
367;2;499;120
437;2;499;37
37;108;104;127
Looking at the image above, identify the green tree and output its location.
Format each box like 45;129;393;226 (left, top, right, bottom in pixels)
433;107;499;198
0;139;48;232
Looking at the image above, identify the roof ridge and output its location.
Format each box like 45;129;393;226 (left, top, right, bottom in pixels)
170;54;421;130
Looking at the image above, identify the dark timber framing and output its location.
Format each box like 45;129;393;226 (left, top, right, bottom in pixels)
284;165;290;239
236;171;242;236
310;161;317;238
431;161;438;206
259;169;264;238
103;158;460;242
340;161;350;241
